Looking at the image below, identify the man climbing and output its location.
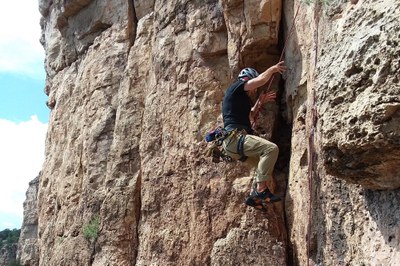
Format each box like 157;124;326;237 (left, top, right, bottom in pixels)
221;61;287;210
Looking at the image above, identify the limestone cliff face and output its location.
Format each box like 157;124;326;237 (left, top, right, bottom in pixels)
0;244;17;266
18;0;399;265
17;176;39;265
284;0;400;264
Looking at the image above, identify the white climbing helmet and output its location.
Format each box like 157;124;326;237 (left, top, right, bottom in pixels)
238;67;259;80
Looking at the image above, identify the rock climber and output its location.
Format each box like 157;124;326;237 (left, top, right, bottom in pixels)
221;61;287;210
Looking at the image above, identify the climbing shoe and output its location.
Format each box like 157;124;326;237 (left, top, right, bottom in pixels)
244;196;267;212
250;187;281;203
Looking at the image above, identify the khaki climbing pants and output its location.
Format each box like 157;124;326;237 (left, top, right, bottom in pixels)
222;131;279;183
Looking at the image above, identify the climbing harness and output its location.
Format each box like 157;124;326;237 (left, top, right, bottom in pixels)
237;134;248;162
251;3;302;129
204;127;234;163
204;127;250;163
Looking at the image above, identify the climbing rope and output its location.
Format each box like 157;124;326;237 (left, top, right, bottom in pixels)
251;3;302;129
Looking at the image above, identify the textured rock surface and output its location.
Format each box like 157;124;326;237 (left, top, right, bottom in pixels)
0;244;17;266
284;0;400;265
17;176;39;266
35;0;287;265
18;0;400;265
317;0;400;190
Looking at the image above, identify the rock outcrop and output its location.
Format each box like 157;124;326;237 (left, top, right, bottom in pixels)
17;0;399;265
284;0;400;264
317;1;400;190
17;176;39;265
0;244;17;266
36;0;287;265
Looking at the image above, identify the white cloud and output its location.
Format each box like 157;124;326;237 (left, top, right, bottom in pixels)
0;116;47;229
0;0;45;78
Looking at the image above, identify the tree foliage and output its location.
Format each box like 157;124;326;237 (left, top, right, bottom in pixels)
0;228;21;249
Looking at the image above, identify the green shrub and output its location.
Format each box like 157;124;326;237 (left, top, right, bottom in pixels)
83;215;100;241
0;228;20;249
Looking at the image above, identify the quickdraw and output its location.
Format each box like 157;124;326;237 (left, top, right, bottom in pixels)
204;127;234;163
206;145;233;163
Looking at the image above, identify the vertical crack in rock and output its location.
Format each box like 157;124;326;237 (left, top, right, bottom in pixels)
275;17;293;265
128;0;138;47
133;165;142;264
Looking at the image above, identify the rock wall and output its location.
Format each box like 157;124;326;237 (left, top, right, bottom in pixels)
17;0;399;265
35;0;287;265
17;176;39;265
284;0;400;264
0;244;17;266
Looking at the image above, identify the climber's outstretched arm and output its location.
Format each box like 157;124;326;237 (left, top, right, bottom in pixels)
244;61;286;92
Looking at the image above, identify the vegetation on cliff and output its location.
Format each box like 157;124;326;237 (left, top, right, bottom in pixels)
0;229;20;249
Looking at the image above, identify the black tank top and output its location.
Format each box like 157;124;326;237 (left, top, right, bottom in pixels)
222;80;252;132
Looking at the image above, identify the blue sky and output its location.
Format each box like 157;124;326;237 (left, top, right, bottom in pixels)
0;73;48;122
0;1;48;231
